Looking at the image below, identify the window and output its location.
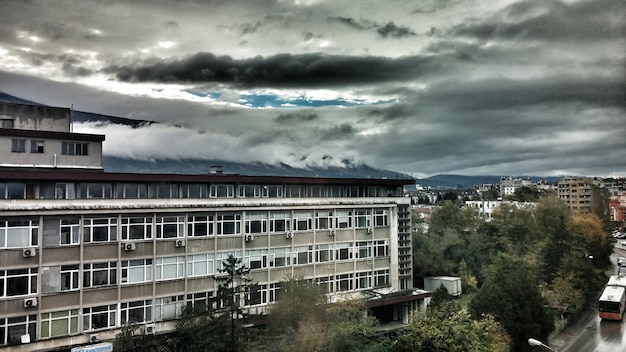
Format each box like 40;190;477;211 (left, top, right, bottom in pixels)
365;186;379;197
293;246;312;265
284;185;303;198
121;300;153;324
187;253;214;277
30;140;44;153
346;186;360;197
186;291;215;312
262;185;283;198
269;247;290;267
374;209;388;227
150;183;178;199
55;183;76;199
356;271;372;289
354;209;371;228
0;315;36;346
336;210;352;229
269;282;281;303
374;240;389;257
374;269;390;288
238;184;261;198
83;262;117;288
356;241;372;259
0;268;38;297
0;219;39;248
215;251;242;271
11;139;26;153
83;304;116;331
154;296;183;321
245;212;267;234
315;244;333;263
335;242;353;261
269;212;291;233
328;186;343;197
315;211;333;230
60;218;80;245
336;273;353;292
156;216;184;239
41;309;79;338
245;284;267;306
245;249;268;270
293;211;312;231
121;216;153;240
121;259;153;284
1;119;14;128
308;185;324;197
215;213;240;235
210;184;234;198
116;183;147;199
188;214;213;237
1;182;25;199
60;265;80;291
156;256;185;281
61;142;88;155
83;217;117;243
78;183;112;199
317;276;333;293
181;184;209;198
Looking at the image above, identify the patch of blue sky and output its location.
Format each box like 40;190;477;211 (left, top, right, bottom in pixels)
185;89;395;108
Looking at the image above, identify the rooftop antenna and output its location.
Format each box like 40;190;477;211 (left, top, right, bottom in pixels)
70;104;73;132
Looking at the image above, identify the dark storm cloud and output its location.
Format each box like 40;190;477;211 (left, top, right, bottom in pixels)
106;52;435;87
331;17;416;38
275;113;319;124
318;123;357;141
451;0;626;42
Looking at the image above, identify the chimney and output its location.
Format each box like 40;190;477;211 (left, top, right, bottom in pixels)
210;165;224;174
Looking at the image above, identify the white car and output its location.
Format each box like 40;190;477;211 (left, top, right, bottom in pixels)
621;241;626;247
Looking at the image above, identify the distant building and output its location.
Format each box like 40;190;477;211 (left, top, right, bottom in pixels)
610;191;626;227
557;176;593;213
499;177;531;197
464;200;536;221
0;102;429;351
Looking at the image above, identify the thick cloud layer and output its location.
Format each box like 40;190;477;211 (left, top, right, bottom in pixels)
0;0;624;178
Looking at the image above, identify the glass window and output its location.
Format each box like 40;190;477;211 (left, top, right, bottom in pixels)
336;273;353;292
269;212;291;233
354;209;371;228
61;142;88;155
262;185;283;198
335;242;353;261
11;139;26;153
0;219;38;249
245;249;267;270
374;209;388;227
116;183;147;199
83;304;116;331
269;247;290;267
293;211;312;231
41;309;79;339
121;216;153;240
245;284;267;306
60;218;80;246
336;210;352;229
0;315;36;345
356;271;372;289
215;213;240;235
156;216;184;239
1;268;38;297
187;253;214;277
121;259;153;284
187;214;213;237
154;296;184;321
316;244;333;263
60;265;80;291
238;185;261;198
83;217;117;243
55;183;76;199
315;211;333;230
83;262;117;288
78;183;112;199
293;246;312;265
210;184;234;198
245;212;267;234
156;256;185;281
6;183;25;199
30;140;45;154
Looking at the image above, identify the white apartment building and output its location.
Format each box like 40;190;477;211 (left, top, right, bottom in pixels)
0;102;427;351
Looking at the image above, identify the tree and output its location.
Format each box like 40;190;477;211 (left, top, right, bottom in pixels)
394;300;510;352
511;186;539;202
216;254;252;352
469;254;553;352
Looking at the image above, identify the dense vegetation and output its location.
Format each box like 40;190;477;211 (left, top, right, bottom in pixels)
115;195;612;352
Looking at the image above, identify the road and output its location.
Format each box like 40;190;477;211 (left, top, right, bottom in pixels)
551;243;626;352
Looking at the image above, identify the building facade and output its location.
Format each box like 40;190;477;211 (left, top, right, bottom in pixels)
557;176;593;213
0;103;425;351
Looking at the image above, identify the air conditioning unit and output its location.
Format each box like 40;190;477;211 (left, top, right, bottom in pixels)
89;334;99;343
144;323;156;335
285;232;293;239
124;242;136;251
329;230;335;236
23;298;38;308
22;248;37;258
245;235;253;242
175;239;186;248
366;227;373;234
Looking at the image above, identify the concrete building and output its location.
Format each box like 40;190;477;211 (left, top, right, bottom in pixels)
0;102;428;351
464;200;537;221
499;177;532;197
557;176;593;213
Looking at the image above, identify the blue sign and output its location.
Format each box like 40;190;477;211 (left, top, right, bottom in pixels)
71;342;113;352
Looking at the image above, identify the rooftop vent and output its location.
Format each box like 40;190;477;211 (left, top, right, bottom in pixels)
210;165;224;174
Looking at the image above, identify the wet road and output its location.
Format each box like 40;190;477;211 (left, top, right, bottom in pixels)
559;244;626;352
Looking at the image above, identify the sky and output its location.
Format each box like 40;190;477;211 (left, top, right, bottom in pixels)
0;0;624;178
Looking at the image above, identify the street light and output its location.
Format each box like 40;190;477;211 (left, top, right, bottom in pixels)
528;338;558;351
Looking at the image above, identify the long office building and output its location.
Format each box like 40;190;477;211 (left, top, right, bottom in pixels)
0;102;426;351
